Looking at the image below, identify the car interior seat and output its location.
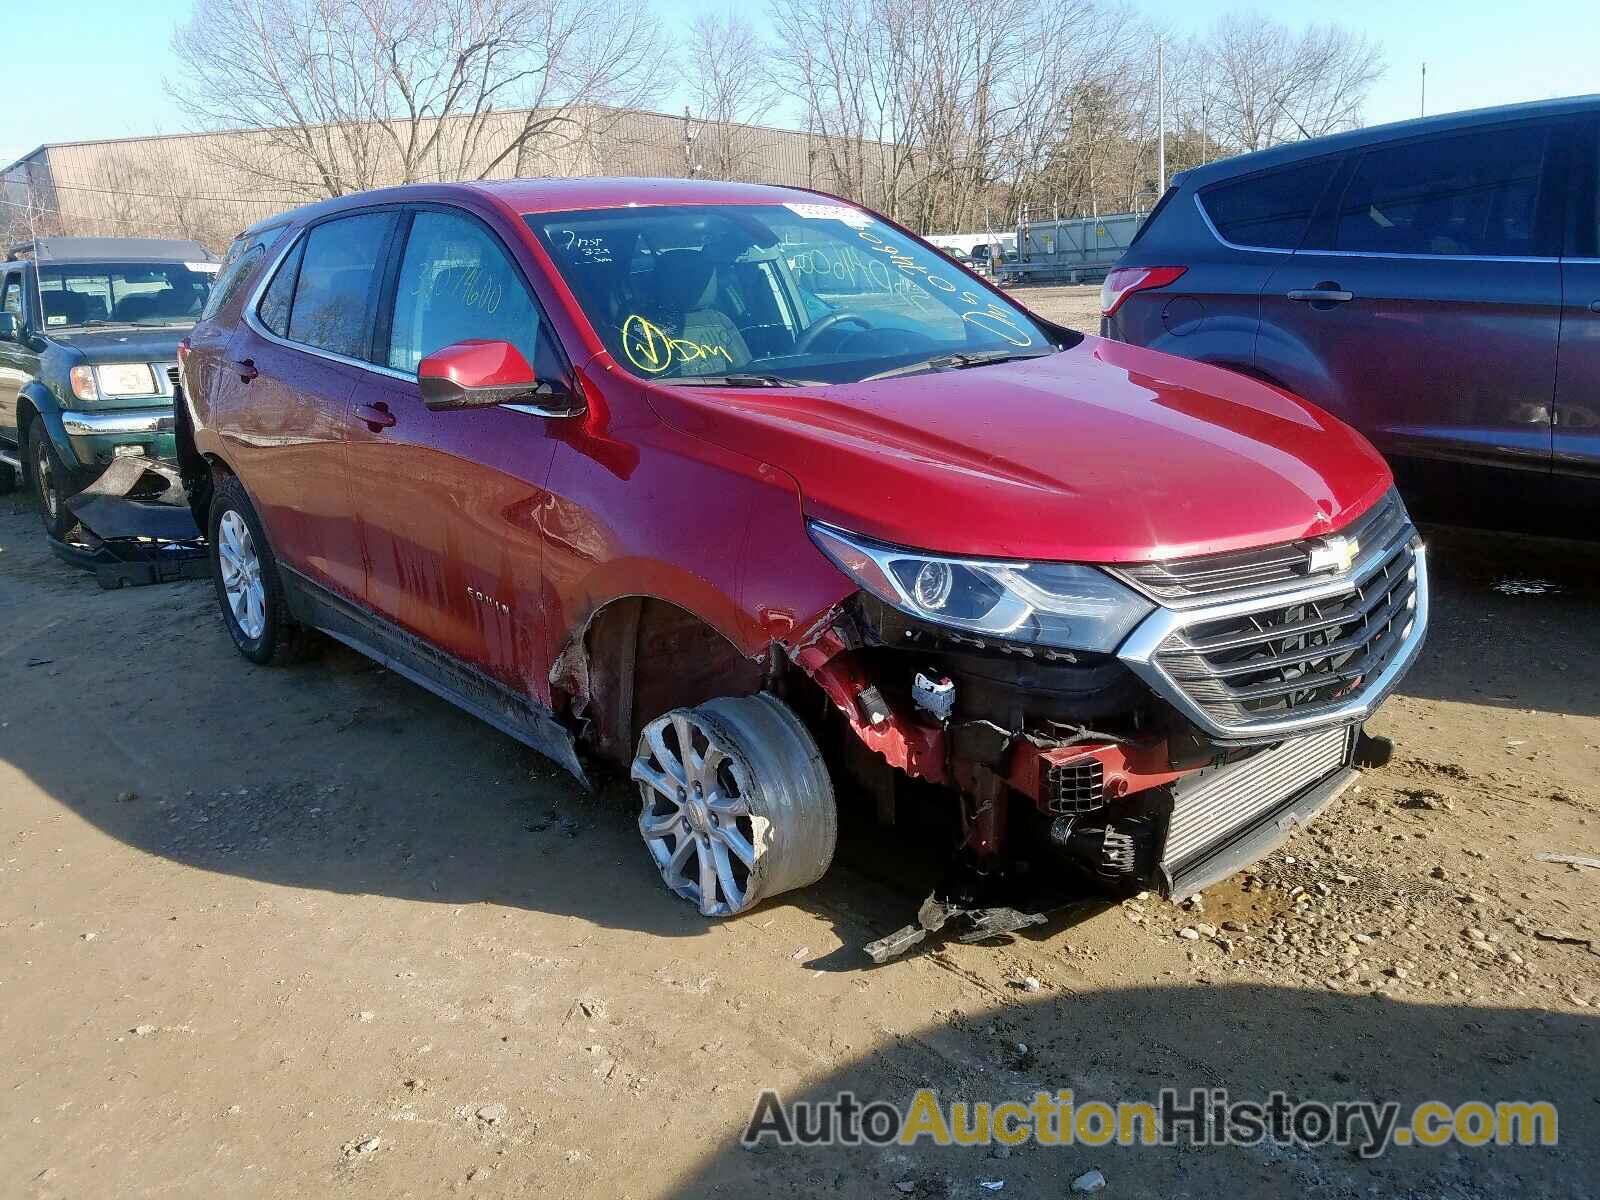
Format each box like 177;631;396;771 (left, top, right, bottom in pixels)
651;249;751;374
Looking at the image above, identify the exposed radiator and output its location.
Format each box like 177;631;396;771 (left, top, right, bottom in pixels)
1163;725;1352;872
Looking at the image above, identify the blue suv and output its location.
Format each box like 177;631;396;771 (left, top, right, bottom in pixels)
1100;95;1600;525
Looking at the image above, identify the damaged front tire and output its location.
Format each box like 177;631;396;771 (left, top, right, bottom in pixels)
632;693;836;917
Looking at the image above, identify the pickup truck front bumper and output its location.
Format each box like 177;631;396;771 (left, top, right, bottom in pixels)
60;407;178;468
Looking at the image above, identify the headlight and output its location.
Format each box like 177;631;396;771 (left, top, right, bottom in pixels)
808;521;1155;653
96;363;157;396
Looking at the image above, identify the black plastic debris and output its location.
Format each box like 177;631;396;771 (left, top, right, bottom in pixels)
48;456;208;590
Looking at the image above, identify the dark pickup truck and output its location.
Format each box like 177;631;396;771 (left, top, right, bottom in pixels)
0;237;217;537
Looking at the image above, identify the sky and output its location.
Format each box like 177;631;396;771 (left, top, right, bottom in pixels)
2;0;1595;169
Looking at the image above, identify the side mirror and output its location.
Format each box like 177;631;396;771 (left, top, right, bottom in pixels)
417;339;583;417
0;313;18;342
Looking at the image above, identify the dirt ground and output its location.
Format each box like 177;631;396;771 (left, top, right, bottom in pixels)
3;414;1598;1196
1010;282;1105;331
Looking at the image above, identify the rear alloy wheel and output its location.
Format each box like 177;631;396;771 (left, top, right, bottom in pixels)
218;509;267;640
208;473;315;666
631;693;837;917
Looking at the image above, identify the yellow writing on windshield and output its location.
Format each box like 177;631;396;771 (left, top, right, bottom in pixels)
621;314;734;374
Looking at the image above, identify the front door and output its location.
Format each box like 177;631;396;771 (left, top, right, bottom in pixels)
1257;120;1566;474
348;206;564;696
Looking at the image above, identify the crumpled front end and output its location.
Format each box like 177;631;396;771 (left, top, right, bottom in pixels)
783;489;1427;957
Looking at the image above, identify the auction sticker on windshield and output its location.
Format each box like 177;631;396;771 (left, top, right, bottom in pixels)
785;202;872;228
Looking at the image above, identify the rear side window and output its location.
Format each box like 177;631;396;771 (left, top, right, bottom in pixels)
202;227;282;321
386;210;552;374
1129;185;1178;247
286;212;393;359
1330;124;1553;257
1200;159;1339;250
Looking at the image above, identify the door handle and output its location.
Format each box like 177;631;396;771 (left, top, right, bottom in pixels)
233;357;258;382
1287;287;1354;303
1588;300;1600;313
357;402;396;431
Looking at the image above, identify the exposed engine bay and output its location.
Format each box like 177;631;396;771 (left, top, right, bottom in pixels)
790;588;1400;962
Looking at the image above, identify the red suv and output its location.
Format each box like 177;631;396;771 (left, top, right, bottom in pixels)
178;179;1428;956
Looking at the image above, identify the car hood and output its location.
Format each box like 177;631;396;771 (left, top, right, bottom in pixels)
643;334;1393;564
53;326;193;364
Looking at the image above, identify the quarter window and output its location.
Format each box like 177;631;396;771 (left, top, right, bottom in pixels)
258;237;304;338
1330;125;1553;257
285;212;393;359
386;210;548;374
202;228;282;321
1199;159;1339;250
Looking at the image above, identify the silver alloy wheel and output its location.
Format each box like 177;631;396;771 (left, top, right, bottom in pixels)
631;693;837;917
217;509;267;640
34;437;56;519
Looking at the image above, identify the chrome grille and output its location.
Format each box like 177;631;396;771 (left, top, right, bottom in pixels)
1152;534;1420;729
166;365;181;389
1114;492;1409;608
1046;757;1105;814
1163;726;1350;869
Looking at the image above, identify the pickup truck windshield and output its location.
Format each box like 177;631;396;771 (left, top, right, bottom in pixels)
527;204;1051;384
36;261;216;329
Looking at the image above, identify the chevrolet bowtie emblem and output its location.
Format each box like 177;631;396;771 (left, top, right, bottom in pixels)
1308;535;1359;575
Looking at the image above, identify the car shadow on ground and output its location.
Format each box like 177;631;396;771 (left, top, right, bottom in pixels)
670;982;1599;1198
0;501;970;949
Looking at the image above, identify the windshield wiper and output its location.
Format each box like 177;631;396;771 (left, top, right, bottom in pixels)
861;348;1056;382
674;373;822;388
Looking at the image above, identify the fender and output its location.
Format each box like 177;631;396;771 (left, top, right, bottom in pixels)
16;380;82;471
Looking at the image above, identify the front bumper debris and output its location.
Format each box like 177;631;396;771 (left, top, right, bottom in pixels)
864;894;1051;964
49;455;207;589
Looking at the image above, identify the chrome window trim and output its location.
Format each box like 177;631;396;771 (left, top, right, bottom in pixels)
1117;536;1429;742
241;227;417;385
1194;190;1561;264
1287;247;1558;264
1192;193;1294;255
239;206;571;402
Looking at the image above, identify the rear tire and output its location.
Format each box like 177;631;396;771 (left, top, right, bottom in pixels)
208;473;315;666
0;457;15;495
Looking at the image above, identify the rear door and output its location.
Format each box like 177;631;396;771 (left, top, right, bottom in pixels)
349;204;565;692
225;210;398;600
1555;114;1600;476
1257;120;1566;472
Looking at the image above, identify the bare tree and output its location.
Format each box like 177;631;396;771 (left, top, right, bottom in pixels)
682;10;781;181
1200;13;1384;152
168;0;667;199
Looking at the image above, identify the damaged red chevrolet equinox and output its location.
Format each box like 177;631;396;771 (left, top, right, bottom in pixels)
178;179;1428;959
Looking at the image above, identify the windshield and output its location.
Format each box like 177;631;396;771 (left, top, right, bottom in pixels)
37;260;217;329
526;203;1053;384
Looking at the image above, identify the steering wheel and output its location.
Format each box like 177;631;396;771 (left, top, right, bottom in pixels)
794;312;872;354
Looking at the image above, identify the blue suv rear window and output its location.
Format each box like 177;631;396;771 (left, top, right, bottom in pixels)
1199;159;1339;250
